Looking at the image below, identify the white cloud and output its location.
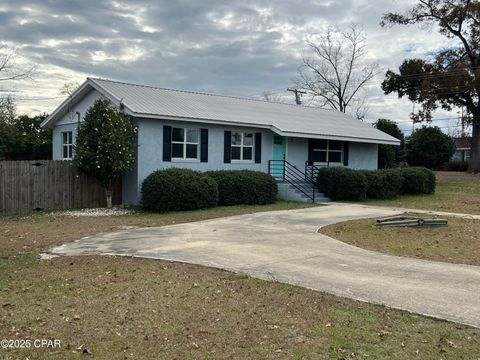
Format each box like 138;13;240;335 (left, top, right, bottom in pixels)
0;0;464;135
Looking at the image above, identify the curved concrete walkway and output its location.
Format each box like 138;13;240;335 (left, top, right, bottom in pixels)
50;204;480;328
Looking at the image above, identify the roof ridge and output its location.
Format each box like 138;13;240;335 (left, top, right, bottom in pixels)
87;77;340;112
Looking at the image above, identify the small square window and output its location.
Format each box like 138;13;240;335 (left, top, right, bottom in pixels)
186;129;198;143
172;128;184;142
231;132;242;145
317;139;328;149
231;146;241;160
313;150;327;162
329;141;342;151
243;133;253;146
243;147;252;160
186;144;198;159
329;151;342;163
172;143;183;158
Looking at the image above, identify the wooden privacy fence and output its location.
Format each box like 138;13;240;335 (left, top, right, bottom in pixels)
0;160;122;214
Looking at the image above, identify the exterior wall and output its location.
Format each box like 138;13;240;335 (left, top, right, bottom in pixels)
52;89;105;160
50;87;380;204
133;118;274;203
56;89;104;125
286;137;308;172
52;123;78;160
348;142;378;170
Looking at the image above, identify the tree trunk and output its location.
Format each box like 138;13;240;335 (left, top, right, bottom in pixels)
106;189;113;209
470;121;480;173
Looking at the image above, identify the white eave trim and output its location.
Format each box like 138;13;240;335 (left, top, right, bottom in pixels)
40;81;93;127
272;128;401;145
134;113;399;145
41;78;137;128
42;79;400;146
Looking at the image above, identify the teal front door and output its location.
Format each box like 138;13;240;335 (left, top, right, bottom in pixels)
272;135;286;177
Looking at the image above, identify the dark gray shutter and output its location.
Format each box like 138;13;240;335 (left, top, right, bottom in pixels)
224;131;231;163
343;141;349;166
200;129;208;163
308;139;314;163
254;132;262;163
163;125;172;162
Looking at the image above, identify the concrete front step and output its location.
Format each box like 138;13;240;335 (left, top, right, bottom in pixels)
277;181;330;203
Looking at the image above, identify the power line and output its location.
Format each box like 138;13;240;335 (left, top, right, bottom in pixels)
287;88;307;105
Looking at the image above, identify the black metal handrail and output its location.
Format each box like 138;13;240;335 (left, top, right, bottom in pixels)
268;159;318;202
305;161;329;183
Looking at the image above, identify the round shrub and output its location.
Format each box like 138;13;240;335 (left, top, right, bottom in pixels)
141;168;218;212
442;161;469;172
362;169;404;199
205;170;278;205
399;167;436;194
317;167;367;200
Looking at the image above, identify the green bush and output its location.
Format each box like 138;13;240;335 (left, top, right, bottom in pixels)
317;167;367;200
317;166;434;200
205;170;278;205
442;161;469;172
406;126;455;169
362;169;404;199
399;167;436;195
141;168;218;212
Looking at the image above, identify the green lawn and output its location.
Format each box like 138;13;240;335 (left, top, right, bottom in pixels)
1;254;479;359
320;213;480;266
358;175;480;214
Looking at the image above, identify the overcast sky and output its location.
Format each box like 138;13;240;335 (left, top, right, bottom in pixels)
0;0;466;135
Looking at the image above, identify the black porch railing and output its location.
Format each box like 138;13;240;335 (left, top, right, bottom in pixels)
268;159;318;202
304;161;329;183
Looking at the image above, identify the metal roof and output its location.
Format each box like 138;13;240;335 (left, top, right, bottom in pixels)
43;78;400;145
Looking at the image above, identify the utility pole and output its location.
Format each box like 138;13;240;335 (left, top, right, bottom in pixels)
287;88;306;105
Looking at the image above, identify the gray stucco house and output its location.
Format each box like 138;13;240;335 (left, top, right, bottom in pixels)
42;78;400;204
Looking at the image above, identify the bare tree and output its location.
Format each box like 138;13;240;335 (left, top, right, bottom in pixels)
0;45;36;82
59;81;80;96
295;26;378;119
262;90;286;103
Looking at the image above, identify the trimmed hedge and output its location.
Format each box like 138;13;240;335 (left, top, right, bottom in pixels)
362;169;404;199
442;161;469;172
399;167;436;195
205;170;278;205
317;166;435;200
141;168;218;212
317;167;367;200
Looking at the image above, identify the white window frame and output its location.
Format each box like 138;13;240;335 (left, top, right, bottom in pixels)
313;140;343;164
465;150;471;161
171;127;200;160
62;131;73;160
231;132;254;162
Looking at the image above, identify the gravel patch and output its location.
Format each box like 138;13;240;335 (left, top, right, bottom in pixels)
51;207;134;217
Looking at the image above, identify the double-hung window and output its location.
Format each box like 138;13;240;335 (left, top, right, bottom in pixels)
171;127;199;160
313;140;343;163
62;131;73;160
231;132;254;161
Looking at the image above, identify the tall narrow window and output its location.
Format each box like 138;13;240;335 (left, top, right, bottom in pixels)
62;131;73;159
171;127;199;159
231;132;254;161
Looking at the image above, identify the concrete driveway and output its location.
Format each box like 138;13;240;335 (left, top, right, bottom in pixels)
50;203;480;328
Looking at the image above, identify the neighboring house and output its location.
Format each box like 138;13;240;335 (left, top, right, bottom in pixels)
42;78;400;204
452;137;471;162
